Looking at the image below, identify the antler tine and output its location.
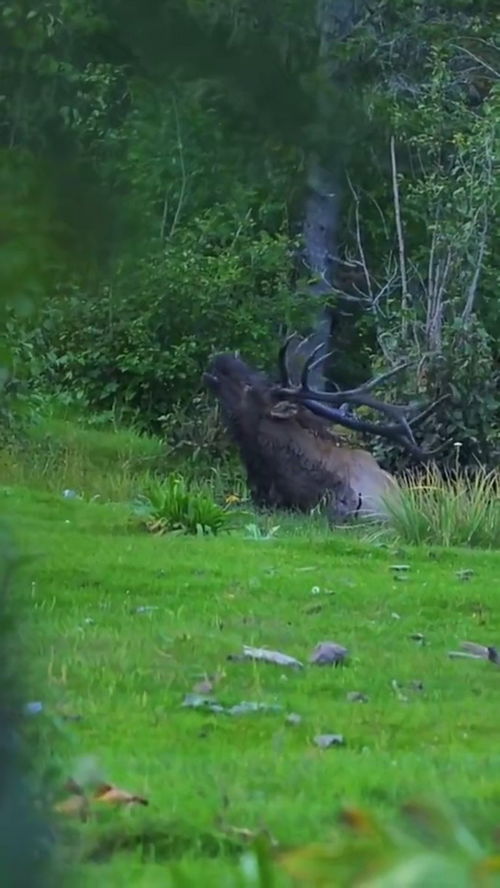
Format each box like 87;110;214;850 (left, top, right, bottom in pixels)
303;398;449;461
408;393;450;428
300;342;328;389
304;349;335;384
278;333;297;386
288;358;418;445
353;361;412;394
275;339;448;459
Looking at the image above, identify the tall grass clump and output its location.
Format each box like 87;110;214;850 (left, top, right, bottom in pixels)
383;463;500;548
134;475;233;536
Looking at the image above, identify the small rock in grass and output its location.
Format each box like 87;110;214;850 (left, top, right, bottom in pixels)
390;564;410;572
314;733;345;749
310;641;348;666
24;701;43;716
285;713;302;726
456;569;475;581
409;633;426;644
346;691;368;703
228;701;283;716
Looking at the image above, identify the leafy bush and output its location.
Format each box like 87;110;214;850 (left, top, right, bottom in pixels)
134;476;232;536
383;463;500;548
13;205;310;431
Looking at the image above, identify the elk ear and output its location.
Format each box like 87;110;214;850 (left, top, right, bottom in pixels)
269;401;298;420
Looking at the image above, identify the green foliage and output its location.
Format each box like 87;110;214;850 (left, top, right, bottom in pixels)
383;463;500;549
1;0;499;464
17;207;308;428
135;475;232;536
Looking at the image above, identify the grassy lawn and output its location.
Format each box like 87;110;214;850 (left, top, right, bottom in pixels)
3;476;500;885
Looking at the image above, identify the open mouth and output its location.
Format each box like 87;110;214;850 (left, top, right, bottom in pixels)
202;371;219;388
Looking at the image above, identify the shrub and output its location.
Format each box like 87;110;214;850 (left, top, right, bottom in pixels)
13;205;310;432
383;463;500;548
134;476;232;536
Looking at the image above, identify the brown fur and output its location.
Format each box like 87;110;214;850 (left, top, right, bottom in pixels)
204;353;397;522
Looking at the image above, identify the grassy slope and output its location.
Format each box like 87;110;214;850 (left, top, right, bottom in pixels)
4;484;500;885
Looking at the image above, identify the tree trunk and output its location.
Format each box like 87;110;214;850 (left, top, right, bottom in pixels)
295;0;367;389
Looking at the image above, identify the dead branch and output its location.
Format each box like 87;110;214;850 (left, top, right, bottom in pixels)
390;136;409;337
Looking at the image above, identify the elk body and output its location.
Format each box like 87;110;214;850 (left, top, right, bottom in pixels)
204;339;445;523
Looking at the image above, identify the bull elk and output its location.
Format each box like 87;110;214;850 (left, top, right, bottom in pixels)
203;337;448;522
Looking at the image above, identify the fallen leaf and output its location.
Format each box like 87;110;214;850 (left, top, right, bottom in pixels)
218;823;279;847
54;794;89;821
456;569;475;581
391;564;410;571
346;691;368;703
339;806;378;834
228;701;283;716
229;645;303;669
181;694;283;716
313;733;345;748
449;641;500;664
53;778;89;821
94;783;148;806
409;633;426;644
309;641;348;667
182;693;225;712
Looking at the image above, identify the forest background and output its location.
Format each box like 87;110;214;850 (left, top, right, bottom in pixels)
1;0;499;468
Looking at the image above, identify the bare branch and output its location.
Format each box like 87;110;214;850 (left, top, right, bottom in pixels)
390;135;409;337
168;94;187;239
346;173;373;302
450;44;500;81
462;211;489;324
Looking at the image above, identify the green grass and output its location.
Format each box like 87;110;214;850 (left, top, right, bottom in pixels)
0;411;244;503
0;414;166;501
383;463;500;549
4;481;500;885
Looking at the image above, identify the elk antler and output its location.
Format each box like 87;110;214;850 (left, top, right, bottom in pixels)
275;338;449;460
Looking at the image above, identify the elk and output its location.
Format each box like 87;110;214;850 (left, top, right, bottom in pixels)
203;337;447;522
